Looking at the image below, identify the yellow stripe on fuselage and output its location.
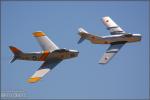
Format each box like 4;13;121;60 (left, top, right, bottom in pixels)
39;51;49;61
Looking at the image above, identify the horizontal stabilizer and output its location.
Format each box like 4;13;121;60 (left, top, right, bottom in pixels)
78;37;85;44
78;28;89;44
10;56;17;63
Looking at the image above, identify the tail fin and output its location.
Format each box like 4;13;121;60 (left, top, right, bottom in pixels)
9;46;23;63
78;28;89;44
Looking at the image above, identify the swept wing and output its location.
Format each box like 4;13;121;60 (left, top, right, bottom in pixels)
102;16;126;35
33;31;59;52
27;59;62;83
99;42;126;64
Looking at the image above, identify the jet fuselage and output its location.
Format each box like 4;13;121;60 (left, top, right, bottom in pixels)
16;49;79;61
82;33;141;44
78;16;142;64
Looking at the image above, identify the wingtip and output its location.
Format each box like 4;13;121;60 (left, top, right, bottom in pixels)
98;60;107;64
32;31;46;37
27;77;41;83
99;62;107;64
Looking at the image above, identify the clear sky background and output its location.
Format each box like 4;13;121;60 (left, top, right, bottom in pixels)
1;1;149;99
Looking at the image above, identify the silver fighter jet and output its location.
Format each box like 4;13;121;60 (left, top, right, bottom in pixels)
78;16;142;64
9;31;79;83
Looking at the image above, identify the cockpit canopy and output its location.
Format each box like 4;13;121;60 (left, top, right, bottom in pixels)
52;49;69;53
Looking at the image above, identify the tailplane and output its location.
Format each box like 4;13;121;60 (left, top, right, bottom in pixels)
9;46;23;63
78;28;89;44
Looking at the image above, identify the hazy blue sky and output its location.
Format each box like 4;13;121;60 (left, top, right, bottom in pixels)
1;1;149;99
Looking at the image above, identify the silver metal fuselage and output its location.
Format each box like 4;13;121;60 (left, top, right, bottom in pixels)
18;49;79;61
87;33;142;44
46;49;79;60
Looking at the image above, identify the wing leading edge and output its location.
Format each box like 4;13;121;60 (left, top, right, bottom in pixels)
99;42;126;64
27;59;62;83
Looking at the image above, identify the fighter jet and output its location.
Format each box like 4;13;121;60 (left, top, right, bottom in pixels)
9;31;79;83
78;16;142;64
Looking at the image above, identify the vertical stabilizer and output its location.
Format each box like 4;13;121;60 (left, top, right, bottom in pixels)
9;46;23;63
78;28;89;44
